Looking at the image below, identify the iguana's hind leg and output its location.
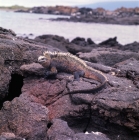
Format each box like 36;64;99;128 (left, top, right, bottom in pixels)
73;70;85;81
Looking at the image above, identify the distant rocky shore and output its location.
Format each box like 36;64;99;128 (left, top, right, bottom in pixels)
16;6;139;25
0;27;139;139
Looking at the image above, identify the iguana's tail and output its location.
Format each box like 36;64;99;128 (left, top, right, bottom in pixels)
69;66;108;94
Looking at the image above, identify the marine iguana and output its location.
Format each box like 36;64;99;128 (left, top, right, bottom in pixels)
38;51;108;94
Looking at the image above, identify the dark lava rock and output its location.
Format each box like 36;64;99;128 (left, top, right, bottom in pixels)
47;119;110;140
0;93;49;140
73;132;109;140
66;43;93;54
87;38;95;45
71;37;88;46
71;37;95;46
0;66;11;102
0;27;139;140
19;62;139;139
54;7;139;25
99;38;139;53
35;35;96;54
17;6;139;25
114;58;139;88
99;37;119;46
20;63;45;76
47;119;75;140
0;27;16;36
35;34;69;52
0;27;62;101
122;41;139;52
54;13;139;25
78;48;139;66
0;132;23;140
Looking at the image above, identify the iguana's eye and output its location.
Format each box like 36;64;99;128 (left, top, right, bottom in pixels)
42;58;46;60
38;56;46;62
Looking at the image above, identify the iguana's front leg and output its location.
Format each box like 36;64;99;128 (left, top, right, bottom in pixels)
73;70;85;81
44;66;58;78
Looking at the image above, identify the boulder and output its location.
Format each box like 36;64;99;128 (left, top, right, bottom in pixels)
99;37;119;46
71;37;95;46
71;37;88;46
66;43;93;54
122;41;139;52
47;119;110;140
0;132;23;140
35;35;96;54
78;48;139;66
34;34;69;52
0;93;49;140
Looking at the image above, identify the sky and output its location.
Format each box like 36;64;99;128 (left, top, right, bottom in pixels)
0;0;96;7
0;0;138;7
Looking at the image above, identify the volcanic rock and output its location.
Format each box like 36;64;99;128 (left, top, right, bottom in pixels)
0;27;139;140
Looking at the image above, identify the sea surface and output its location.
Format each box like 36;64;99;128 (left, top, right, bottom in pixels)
0;10;139;45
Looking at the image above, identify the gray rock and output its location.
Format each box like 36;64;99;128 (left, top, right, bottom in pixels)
0;132;23;140
0;93;49;140
78;48;139;66
47;119;110;140
47;119;74;140
73;132;109;140
20;63;44;76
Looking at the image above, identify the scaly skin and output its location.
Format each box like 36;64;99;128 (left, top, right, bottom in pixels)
38;51;108;93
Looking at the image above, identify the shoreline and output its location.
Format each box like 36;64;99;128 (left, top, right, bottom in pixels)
51;16;139;25
15;6;139;25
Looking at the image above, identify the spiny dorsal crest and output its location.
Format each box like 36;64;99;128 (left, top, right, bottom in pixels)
43;51;70;59
43;51;87;66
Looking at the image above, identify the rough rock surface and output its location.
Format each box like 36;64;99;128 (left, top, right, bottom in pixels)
78;48;139;66
34;35;96;54
0;27;139;140
47;119;110;140
0;94;49;140
0;27;62;101
34;35;69;52
65;15;139;25
0;132;24;140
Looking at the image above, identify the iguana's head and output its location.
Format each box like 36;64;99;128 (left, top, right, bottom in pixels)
38;52;51;68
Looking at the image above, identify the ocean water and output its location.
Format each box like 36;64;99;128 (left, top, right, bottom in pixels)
0;10;139;45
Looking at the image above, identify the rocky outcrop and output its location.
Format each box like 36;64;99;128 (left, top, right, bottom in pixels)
47;119;110;140
0;132;24;140
16;6;79;15
16;6;139;25
0;27;139;139
115;7;139;18
53;7;139;25
34;35;97;54
34;34;69;52
0;27;62;102
55;14;139;25
78;47;139;66
0;94;49;140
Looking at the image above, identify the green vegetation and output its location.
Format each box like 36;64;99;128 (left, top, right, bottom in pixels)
0;5;30;11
